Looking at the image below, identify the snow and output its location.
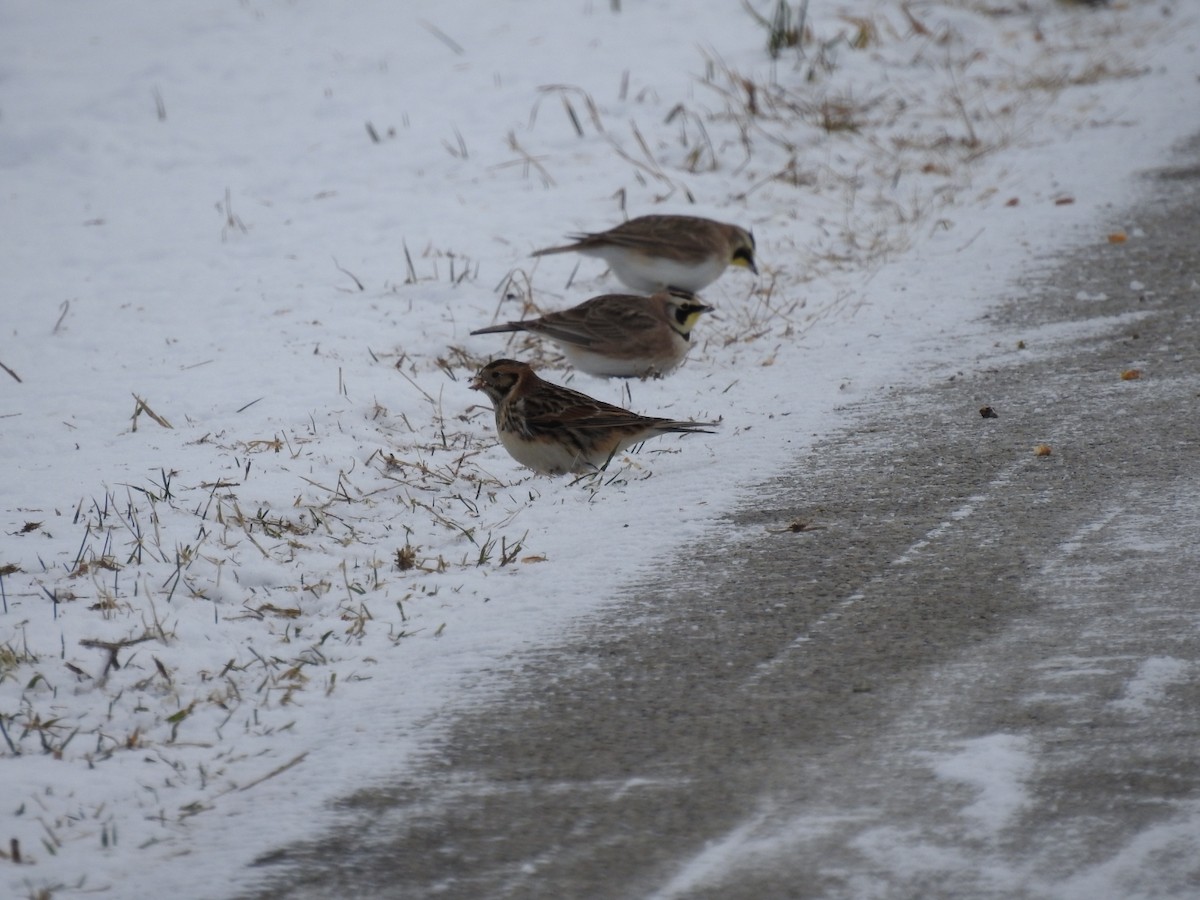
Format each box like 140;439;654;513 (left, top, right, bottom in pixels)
1109;656;1193;714
2;0;1198;896
928;733;1034;833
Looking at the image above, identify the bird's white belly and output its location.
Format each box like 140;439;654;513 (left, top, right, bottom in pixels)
561;345;684;379
498;427;591;474
588;248;725;293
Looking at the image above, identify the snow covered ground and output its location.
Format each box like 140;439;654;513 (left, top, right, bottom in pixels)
1;0;1197;896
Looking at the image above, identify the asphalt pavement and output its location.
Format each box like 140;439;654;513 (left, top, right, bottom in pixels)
236;135;1200;900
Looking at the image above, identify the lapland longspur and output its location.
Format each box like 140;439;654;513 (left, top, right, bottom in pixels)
471;358;715;475
470;288;712;379
531;214;757;293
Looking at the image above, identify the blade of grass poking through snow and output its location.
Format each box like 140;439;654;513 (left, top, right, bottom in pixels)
332;256;365;291
131;394;173;430
418;19;464;55
402;239;418;283
52;299;70;334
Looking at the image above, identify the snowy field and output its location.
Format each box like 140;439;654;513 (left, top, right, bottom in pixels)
2;0;1197;896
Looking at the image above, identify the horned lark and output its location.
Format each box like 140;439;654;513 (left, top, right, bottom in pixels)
531;214;757;293
470;358;715;475
470;288;712;379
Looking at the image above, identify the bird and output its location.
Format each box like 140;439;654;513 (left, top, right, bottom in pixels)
530;214;757;293
470;358;716;475
469;288;713;379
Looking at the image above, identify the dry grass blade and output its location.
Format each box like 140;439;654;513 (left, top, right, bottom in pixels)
393;366;438;407
531;84;606;135
900;3;930;36
440;126;469;159
497;131;556;187
561;95;584;136
418;19;464;55
53;299;71;334
743;0;809;60
131;394;173;430
236;752;309;792
332;256;365;291
402;239;418;284
603;123;690;202
218;187;248;240
79;631;159;674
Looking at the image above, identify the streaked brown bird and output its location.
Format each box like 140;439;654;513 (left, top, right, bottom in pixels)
470;358;715;475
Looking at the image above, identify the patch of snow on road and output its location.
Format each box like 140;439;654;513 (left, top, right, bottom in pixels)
1109;656;1192;714
927;733;1034;834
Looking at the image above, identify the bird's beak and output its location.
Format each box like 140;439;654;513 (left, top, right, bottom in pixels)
469;377;484;391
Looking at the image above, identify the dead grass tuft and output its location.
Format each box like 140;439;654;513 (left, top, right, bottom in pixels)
395;545;418;571
742;0;812;61
1020;60;1146;92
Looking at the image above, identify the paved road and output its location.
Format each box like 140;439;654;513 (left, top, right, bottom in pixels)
237;138;1200;899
